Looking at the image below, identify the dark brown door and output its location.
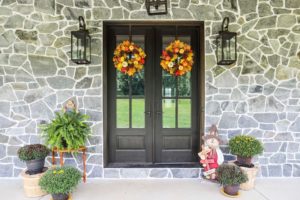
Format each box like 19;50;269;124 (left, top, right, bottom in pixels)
107;25;200;167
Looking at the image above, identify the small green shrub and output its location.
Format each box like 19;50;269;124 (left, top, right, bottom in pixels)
217;164;248;186
18;144;50;161
40;110;91;150
229;135;263;158
39;166;82;194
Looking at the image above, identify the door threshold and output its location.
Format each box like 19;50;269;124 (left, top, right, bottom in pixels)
106;162;200;168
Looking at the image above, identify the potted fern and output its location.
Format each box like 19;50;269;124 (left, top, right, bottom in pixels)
39;166;82;200
18;144;50;174
229;135;264;190
40;110;91;150
216;164;248;197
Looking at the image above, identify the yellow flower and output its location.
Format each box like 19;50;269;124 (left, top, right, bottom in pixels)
178;65;183;70
179;49;184;54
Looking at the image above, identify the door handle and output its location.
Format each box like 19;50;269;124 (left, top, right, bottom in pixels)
156;111;163;115
144;111;151;117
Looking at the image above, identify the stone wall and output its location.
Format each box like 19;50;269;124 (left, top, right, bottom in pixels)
0;0;299;178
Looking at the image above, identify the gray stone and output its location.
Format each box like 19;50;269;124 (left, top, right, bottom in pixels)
104;0;120;8
258;3;272;17
120;169;149;178
219;112;238;129
47;76;75;89
30;101;54;120
268;165;282;177
0;30;15;47
249;85;263;93
242;56;264;75
274;88;291;101
88;166;103;178
4;15;24;29
24;87;53;103
236;102;247;114
215;71;237;88
12;105;30;118
84;97;101;110
279;79;296;89
287;143;299;153
270;153;286;164
238;35;260;51
54;37;70;48
286;0;300;8
171;168;199;178
34;0;55;14
86;110;102;122
0;164;13;177
268;54;280;68
189;5;221;20
87;155;102;165
238;116;258;128
0;102;10;117
283;164;292;177
0;145;6;159
248;96;266;112
275;133;294;141
75;67;86;80
206;102;221;115
111;8;123;19
255;16;277;30
266;96;284;112
278;15;296;28
76;77;92;89
149;169;169;178
93;7;111;20
264;142;281;152
63;8;85;20
120;0;142;11
238;0;257;15
270;0;283;7
104;169;120;178
172;8;192;19
253;113;278;123
293;164;300;177
289;118;300;132
0;85;17;101
29;55;57;77
75;0;92;7
36;23;58;34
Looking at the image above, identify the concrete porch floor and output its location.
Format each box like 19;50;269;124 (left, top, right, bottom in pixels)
1;178;299;200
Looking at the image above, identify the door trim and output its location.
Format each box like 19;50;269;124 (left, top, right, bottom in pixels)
103;21;205;168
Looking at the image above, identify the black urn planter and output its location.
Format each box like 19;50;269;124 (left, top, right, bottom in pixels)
25;158;45;175
52;193;69;200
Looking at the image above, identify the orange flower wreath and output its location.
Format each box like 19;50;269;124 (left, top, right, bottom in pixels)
113;40;146;76
160;40;194;76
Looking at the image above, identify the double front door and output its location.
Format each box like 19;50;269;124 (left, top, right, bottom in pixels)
107;24;200;166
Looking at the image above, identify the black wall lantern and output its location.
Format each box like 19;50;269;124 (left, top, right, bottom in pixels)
71;16;91;64
146;0;168;15
216;17;237;65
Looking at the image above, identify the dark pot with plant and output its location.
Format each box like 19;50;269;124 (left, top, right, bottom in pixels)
40;110;91;150
229;135;263;190
39;166;82;200
18;144;50;174
216;164;248;197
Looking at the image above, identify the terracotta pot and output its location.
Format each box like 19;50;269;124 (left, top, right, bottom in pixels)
25;158;45;175
52;193;69;200
237;156;252;166
223;184;240;196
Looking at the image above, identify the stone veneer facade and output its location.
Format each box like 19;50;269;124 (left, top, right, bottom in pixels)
0;0;300;178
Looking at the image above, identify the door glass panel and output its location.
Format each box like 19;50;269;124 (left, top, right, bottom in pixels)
132;99;145;128
117;99;129;128
132;70;144;97
162;99;176;128
178;72;191;97
178;99;191;128
117;71;129;97
162;70;176;97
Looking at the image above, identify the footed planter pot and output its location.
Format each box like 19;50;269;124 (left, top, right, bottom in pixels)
21;169;48;198
240;166;259;190
223;184;240;196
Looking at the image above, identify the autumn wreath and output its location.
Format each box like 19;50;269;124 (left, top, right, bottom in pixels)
113;40;146;76
160;40;194;76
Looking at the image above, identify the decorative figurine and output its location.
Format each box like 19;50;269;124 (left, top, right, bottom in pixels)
63;100;77;113
198;125;224;180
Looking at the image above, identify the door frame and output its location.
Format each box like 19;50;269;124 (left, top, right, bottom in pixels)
103;21;205;168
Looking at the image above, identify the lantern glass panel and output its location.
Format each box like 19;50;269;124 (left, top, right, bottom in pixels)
222;33;236;62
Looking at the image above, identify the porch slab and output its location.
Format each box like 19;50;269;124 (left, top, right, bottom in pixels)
0;178;299;200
